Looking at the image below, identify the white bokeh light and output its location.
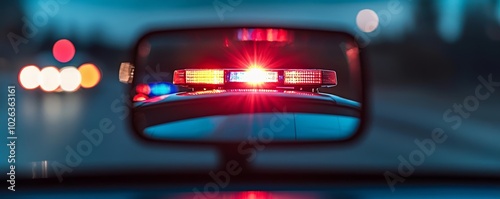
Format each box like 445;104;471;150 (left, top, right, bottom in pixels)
60;67;82;92
19;65;41;89
38;67;61;92
356;9;380;33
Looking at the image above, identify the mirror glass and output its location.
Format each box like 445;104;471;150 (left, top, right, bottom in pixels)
131;27;364;143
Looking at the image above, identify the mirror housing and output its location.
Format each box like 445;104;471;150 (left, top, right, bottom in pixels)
125;26;369;146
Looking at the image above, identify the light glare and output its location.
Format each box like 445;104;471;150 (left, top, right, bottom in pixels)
245;68;277;84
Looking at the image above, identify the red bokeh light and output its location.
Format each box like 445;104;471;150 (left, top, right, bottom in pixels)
53;39;76;63
136;84;151;95
133;94;149;102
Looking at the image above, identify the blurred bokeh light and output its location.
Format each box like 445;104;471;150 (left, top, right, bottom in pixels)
133;93;149;102
38;66;61;92
78;63;101;88
52;39;76;63
136;83;151;95
356;9;379;33
150;83;172;96
59;66;82;92
19;65;40;89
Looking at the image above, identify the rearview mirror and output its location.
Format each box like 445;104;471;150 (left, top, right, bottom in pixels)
125;27;367;145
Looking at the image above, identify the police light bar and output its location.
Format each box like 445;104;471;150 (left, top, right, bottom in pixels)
173;68;337;88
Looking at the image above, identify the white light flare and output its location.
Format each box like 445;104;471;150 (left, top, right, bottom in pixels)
19;65;41;89
38;66;61;92
60;66;82;92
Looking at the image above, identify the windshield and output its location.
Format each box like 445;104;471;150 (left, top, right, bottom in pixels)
1;0;499;188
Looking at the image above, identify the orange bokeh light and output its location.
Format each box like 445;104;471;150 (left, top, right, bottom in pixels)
78;63;101;88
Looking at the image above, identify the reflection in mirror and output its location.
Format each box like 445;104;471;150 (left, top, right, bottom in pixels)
131;28;363;143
